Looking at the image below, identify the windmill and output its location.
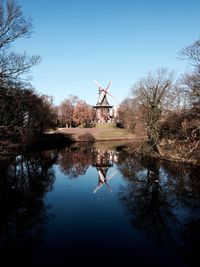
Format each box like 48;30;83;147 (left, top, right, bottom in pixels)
93;80;115;123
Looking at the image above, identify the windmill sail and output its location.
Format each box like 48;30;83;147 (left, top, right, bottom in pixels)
94;80;115;105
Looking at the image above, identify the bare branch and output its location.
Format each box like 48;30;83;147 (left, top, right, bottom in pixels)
0;51;40;85
180;38;200;69
0;0;32;49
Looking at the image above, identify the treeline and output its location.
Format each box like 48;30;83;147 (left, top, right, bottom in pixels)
0;0;56;145
118;39;200;163
55;95;95;128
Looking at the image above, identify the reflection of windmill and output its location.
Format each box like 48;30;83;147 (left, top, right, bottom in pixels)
93;80;115;123
92;150;116;194
93;170;116;194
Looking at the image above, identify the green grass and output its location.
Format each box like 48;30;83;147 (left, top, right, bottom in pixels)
95;128;132;140
95;123;117;129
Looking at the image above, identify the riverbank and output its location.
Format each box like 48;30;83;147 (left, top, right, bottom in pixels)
121;139;200;166
0;127;138;157
1;127;199;166
157;139;200;166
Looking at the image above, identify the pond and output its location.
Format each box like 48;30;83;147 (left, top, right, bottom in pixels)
0;142;200;266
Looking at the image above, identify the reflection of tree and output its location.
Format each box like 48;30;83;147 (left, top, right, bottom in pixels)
161;162;200;265
161;161;200;210
58;144;95;178
117;152;200;264
0;150;57;265
118;155;178;245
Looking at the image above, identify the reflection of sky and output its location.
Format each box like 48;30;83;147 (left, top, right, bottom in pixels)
46;161;128;232
51;164;123;198
136;169;148;181
43;163;140;259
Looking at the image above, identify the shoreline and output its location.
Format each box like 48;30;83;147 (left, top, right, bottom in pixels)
1;128;199;166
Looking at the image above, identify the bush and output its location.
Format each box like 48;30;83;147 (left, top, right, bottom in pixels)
160;109;200;141
78;133;95;143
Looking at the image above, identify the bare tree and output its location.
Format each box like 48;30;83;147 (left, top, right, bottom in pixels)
59;99;74;127
0;51;40;85
180;38;200;143
0;1;56;145
183;71;200;108
181;38;200;108
117;98;137;130
180;39;200;69
0;0;32;48
182;40;200;100
131;68;174;151
0;0;40;85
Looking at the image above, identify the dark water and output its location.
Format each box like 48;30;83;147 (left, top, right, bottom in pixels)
0;142;200;266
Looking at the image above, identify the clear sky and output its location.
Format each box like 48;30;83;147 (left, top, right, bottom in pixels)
14;0;200;106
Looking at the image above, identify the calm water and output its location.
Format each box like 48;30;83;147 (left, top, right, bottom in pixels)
0;142;200;266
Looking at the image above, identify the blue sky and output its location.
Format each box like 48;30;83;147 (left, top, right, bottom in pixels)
15;0;200;106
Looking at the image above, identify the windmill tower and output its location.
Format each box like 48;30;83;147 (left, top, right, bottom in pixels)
93;80;115;123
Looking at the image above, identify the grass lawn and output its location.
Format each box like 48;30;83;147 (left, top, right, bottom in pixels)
50;125;137;142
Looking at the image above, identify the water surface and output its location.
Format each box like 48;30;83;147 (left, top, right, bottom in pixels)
0;142;200;266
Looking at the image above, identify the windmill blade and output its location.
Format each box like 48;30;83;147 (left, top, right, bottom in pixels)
93;180;111;194
104;181;112;192
98;170;105;183
105;80;112;91
106;171;117;181
93;182;103;194
94;80;105;90
93;171;116;194
106;91;117;100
